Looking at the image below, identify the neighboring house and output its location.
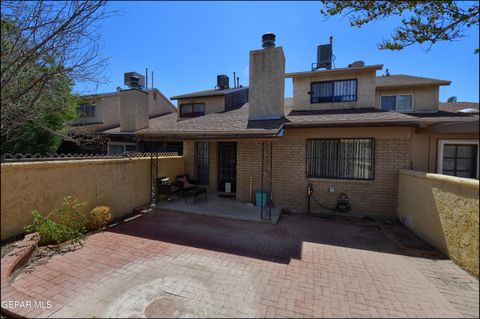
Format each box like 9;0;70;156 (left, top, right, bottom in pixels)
60;85;182;155
439;101;479;115
102;34;479;218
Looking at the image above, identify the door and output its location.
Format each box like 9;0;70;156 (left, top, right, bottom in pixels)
218;142;237;193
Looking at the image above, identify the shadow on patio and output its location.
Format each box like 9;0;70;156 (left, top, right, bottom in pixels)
107;209;446;265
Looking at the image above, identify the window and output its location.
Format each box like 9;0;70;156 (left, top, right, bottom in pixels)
108;143;136;155
78;104;95;117
195;142;209;184
311;79;357;103
438;140;479;178
381;95;413;112
307;139;374;180
180;103;205;118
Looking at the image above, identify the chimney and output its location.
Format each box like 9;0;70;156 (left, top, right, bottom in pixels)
120;88;149;132
248;33;285;120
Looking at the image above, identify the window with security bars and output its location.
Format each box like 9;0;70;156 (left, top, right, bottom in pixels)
441;144;478;178
195;142;209;184
311;79;357;103
307;139;374;180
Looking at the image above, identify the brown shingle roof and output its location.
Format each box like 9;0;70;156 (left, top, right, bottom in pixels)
439;102;479;112
376;74;451;88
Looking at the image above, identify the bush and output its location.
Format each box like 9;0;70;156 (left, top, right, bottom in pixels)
88;206;112;230
24;196;87;246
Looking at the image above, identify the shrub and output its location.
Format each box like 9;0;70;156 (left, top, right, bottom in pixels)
24;196;87;246
88;206;112;230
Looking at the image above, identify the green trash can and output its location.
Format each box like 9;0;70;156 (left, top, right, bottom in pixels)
256;191;268;207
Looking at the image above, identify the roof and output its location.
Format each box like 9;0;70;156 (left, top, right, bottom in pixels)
376;74;451;88
170;87;248;100
439;102;479;113
103;102;283;139
285;65;383;78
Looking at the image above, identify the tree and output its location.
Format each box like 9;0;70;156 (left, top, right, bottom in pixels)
320;1;479;52
1;1;111;155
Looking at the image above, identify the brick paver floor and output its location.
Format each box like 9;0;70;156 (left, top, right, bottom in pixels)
11;210;479;318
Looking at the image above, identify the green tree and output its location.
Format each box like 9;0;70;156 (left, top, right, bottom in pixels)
1;1;110;155
320;1;479;52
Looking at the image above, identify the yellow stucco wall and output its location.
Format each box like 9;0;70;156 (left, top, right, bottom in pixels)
397;169;479;276
0;156;184;241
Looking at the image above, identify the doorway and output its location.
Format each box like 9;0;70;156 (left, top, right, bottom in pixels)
218;142;237;194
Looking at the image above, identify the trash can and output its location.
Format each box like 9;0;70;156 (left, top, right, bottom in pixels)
256;191;268;208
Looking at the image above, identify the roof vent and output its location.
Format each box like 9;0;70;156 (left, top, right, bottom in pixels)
124;72;145;89
216;74;229;90
348;60;365;68
262;32;276;49
312;36;333;70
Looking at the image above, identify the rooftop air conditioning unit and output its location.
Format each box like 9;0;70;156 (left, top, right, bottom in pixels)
124;72;145;89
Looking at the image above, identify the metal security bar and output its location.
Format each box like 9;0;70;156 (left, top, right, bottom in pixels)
311;79;357;103
307;139;374;180
195;142;209;184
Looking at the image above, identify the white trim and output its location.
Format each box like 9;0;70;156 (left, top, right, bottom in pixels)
437;139;479;178
107;141;136;155
380;93;414;112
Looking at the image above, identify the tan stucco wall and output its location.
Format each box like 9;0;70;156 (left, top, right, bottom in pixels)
397;169;479;276
176;96;225;119
375;86;440;112
0;156;184;241
248;47;285;119
411;132;479;173
292;70;377;111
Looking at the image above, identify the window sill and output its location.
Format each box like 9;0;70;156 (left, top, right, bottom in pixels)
307;177;374;184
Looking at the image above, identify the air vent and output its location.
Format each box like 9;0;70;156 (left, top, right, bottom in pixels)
124;72;145;89
216;74;229;90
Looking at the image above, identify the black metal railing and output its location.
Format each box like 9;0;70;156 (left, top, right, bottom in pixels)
1;152;179;163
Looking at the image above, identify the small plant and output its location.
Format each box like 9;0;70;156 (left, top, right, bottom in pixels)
24;196;87;246
88;206;112;230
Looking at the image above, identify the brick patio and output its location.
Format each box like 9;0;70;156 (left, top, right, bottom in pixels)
6;210;479;318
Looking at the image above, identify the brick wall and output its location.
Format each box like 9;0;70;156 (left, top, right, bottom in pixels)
237;137;411;218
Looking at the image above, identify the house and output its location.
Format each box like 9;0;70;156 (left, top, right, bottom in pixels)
102;33;479;218
59;82;182;155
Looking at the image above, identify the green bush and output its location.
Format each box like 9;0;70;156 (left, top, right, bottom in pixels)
88;206;112;230
24;196;87;246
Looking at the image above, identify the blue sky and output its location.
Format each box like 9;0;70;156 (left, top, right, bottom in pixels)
77;1;480;102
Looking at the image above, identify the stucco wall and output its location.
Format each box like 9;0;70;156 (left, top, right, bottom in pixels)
397;169;479;276
375;86;439;112
292;70;377;111
411;132;479;173
0;156;184;241
176;96;225;119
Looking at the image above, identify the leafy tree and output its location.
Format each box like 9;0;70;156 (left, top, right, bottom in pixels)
320;1;479;52
1;1;111;155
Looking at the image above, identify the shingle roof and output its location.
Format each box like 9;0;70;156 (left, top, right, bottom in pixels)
102;98;478;138
439;102;479;112
170;87;248;100
376;74;451;88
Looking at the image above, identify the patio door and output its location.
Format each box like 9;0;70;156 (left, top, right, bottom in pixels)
218;142;237;194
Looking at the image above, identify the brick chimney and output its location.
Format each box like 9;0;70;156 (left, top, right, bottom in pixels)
120;89;149;132
248;33;285;120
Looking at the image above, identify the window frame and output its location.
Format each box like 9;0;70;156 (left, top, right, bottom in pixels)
180;103;205;118
306;138;375;181
380;94;414;112
107;142;137;155
310;79;358;104
437;140;479;179
78;104;96;117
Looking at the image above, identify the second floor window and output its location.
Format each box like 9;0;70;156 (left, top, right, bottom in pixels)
180;103;205;118
311;79;357;103
78;104;95;117
381;95;413;112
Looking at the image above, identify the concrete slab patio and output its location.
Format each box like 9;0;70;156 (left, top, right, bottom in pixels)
155;195;282;224
5;210;479;318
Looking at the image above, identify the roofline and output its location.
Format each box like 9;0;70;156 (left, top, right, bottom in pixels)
170;86;249;100
376;82;451;89
286;65;383;78
284;121;419;129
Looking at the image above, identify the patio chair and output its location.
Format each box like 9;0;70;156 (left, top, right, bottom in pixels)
176;175;207;204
